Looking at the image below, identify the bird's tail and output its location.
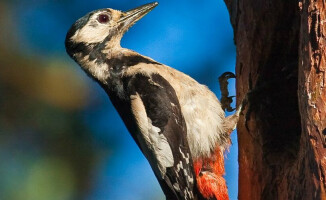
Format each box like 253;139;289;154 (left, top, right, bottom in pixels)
193;148;229;200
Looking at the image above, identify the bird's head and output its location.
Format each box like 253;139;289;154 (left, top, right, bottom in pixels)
65;2;158;85
65;2;158;61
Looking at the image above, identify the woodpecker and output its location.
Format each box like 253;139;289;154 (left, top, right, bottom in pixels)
65;2;242;200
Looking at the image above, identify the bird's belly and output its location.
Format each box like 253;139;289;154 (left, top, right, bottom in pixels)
173;84;228;159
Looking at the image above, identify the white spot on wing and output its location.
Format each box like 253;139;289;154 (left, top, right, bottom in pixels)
185;188;194;199
173;183;180;191
176;161;183;173
147;117;174;178
131;93;174;179
179;148;190;164
183;169;194;184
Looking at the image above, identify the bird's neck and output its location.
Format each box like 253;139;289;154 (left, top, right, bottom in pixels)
72;39;161;97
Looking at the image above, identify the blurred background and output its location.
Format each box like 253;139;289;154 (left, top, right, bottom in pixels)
0;0;237;199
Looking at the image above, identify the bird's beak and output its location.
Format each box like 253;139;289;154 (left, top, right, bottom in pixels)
118;2;158;32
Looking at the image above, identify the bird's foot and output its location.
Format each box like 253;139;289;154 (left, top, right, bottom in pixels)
218;72;236;112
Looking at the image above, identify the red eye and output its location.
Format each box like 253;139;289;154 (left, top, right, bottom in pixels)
98;14;110;23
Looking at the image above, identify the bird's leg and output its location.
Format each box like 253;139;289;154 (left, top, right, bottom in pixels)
218;72;236;112
219;71;249;134
223;96;248;134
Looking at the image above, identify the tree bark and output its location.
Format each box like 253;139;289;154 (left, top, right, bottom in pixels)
223;0;326;199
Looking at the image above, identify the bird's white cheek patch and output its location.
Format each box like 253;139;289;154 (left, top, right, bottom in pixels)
71;24;109;44
130;93;174;179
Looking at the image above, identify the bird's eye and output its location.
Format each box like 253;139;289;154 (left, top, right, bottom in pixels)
98;14;110;23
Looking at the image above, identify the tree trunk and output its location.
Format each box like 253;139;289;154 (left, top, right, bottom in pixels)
223;0;326;199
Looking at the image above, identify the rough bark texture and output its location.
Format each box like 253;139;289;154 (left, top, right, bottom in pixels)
223;0;326;199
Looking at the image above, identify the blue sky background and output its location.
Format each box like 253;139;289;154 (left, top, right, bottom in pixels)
0;0;237;199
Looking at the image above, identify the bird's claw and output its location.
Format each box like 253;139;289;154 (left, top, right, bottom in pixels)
218;72;236;112
222;96;236;112
219;72;236;80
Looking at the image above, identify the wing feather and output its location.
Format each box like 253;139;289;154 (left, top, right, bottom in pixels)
128;73;199;200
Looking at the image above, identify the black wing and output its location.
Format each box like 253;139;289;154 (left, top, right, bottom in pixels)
128;73;200;200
